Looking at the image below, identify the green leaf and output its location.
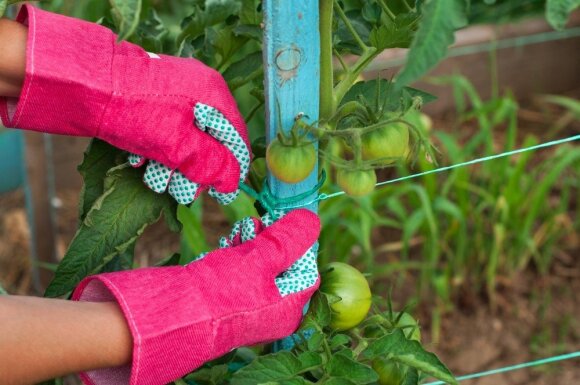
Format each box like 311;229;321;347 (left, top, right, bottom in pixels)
178;202;209;263
78;140;121;222
181;0;243;41
363;329;457;385
368;13;419;51
135;9;168;52
110;0;143;41
240;0;261;25
44;164;179;297
402;367;419;385
0;284;7;295
184;364;229;385
546;0;580;30
230;351;320;385
323;379;358;385
300;291;331;330
341;79;437;112
396;0;468;88
0;1;6;18
223;51;264;88
101;241;135;272
327;354;378;384
329;334;351;349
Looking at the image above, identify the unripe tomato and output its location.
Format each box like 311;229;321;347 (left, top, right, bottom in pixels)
266;139;316;184
320;262;372;331
361;123;409;165
336;169;376;197
372;358;407;385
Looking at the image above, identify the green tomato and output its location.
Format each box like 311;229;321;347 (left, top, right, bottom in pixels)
361;123;409;165
266;139;316;184
336;169;376;197
372;358;407;385
390;312;421;342
320;262;372;331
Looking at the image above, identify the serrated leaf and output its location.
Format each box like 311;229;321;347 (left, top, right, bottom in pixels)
231;351;320;385
44;164;179;297
110;0;142;41
363;329;457;385
328;354;377;384
546;0;580;30
396;0;468;88
78;140;121;222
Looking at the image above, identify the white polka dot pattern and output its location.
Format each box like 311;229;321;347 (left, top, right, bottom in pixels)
127;103;250;206
194;103;251;205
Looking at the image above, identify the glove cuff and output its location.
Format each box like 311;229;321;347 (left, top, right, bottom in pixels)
72;267;214;385
0;5;114;136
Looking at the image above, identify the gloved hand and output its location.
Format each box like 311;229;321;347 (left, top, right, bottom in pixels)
72;209;321;385
0;5;250;205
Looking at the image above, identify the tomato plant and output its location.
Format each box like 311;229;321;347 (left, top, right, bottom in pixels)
319;262;372;330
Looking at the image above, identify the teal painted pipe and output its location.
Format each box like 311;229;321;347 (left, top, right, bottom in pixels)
0;130;24;193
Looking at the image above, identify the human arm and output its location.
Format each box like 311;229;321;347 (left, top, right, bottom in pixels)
0;296;132;385
0;17;26;97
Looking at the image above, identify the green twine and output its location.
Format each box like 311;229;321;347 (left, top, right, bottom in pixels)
239;170;327;218
422;350;580;385
276;134;580;210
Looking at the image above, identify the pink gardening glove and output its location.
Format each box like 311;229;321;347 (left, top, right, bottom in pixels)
71;209;321;385
0;5;251;205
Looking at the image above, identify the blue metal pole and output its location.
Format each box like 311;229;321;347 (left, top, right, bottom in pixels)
262;0;320;350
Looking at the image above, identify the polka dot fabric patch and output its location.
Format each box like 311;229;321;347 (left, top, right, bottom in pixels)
127;103;250;206
194;103;251;205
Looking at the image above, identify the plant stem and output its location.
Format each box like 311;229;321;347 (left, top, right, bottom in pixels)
377;0;396;20
333;48;348;72
333;0;368;51
320;0;336;121
401;0;414;12
333;47;378;108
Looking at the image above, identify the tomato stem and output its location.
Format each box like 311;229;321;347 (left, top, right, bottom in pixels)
319;0;336;121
